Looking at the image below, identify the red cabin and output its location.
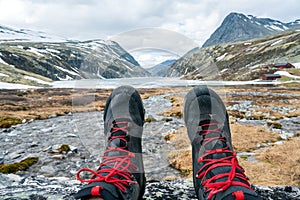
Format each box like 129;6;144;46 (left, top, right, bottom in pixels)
274;63;295;69
262;74;281;80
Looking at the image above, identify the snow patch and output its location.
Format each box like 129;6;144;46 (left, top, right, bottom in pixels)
0;57;9;65
54;65;80;76
90;39;115;46
46;49;60;54
0;57;15;67
244;42;252;45
216;53;227;61
264;24;285;31
220;68;228;73
0;82;38;89
246;47;258;52
271;39;283;46
56;74;73;81
184;68;188;75
292;62;300;69
274;71;300;79
27;47;45;57
0;72;9;77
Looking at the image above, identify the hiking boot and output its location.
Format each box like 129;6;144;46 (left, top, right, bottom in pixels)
184;86;260;200
75;85;146;200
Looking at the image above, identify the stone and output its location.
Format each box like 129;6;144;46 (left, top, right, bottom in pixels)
51;155;65;160
67;133;77;137
6;152;21;160
40;165;56;175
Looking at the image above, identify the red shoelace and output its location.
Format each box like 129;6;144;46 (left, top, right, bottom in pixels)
76;120;138;193
196;122;252;200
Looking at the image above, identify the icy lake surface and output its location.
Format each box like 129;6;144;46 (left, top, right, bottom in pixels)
50;77;286;89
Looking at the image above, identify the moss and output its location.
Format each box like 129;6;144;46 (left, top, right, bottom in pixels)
0;156;38;174
57;144;70;154
180;168;192;175
161;117;173;122
240;155;249;160
0;117;22;128
48;144;71;154
169;97;176;104
145;117;157;123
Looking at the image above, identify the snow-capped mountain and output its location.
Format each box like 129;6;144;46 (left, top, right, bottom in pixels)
0;25;149;86
167;30;300;80
0;25;67;42
202;12;300;47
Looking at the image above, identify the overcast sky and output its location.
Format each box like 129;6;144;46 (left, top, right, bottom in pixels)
0;0;299;67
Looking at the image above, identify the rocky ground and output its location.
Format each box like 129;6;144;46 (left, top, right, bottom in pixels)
1;174;300;200
0;86;299;199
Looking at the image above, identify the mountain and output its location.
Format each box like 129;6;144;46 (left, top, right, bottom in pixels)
0;25;150;86
166;30;300;81
0;25;67;42
0;39;149;86
202;12;300;47
147;59;177;76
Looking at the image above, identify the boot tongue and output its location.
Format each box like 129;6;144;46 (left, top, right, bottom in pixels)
108;138;127;148
200;120;233;180
107;118;129;148
200;120;227;152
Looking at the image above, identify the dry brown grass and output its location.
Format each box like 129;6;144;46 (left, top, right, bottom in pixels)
231;123;280;152
138;88;171;99
168;149;192;175
240;137;300;186
166;123;300;186
0;88;111;127
0;88;170;127
160;94;184;118
166;127;193;177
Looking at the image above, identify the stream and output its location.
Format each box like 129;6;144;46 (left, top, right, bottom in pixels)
0;87;299;199
0;92;183;181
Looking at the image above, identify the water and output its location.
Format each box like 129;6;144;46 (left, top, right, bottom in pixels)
49;77;286;89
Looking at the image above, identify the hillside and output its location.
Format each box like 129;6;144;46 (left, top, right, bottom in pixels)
166;30;300;81
0;40;149;86
203;12;300;47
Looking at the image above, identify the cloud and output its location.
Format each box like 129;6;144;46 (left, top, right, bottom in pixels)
0;0;299;44
110;28;198;55
0;0;298;68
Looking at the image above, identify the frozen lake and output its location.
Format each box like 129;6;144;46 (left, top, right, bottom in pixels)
50;77;288;89
1;77;298;89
